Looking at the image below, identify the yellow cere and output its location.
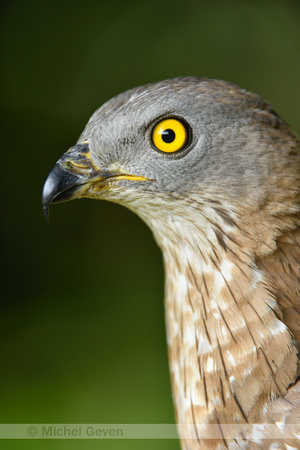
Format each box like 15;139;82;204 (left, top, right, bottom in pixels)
152;118;188;153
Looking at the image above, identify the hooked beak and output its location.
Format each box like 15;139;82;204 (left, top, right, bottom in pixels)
42;143;100;220
42;142;150;220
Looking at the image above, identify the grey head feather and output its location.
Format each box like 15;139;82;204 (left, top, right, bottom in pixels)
76;77;294;212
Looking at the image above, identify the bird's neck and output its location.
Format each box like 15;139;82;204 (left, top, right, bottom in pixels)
159;213;298;449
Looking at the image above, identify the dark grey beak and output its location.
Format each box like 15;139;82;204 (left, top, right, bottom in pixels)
42;163;83;220
42;142;94;220
42;141;151;220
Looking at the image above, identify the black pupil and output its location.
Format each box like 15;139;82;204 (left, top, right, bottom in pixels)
162;129;175;143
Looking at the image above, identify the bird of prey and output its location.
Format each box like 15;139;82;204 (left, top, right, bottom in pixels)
42;77;300;449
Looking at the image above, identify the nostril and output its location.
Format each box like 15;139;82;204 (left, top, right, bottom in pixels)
62;160;91;173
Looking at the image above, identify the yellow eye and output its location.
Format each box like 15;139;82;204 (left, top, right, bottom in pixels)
152;118;189;153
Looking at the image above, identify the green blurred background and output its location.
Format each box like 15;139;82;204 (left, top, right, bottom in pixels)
1;0;300;448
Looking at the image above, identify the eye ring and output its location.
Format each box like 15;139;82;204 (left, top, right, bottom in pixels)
151;117;191;153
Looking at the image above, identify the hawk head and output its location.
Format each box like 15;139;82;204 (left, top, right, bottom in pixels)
42;77;298;250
